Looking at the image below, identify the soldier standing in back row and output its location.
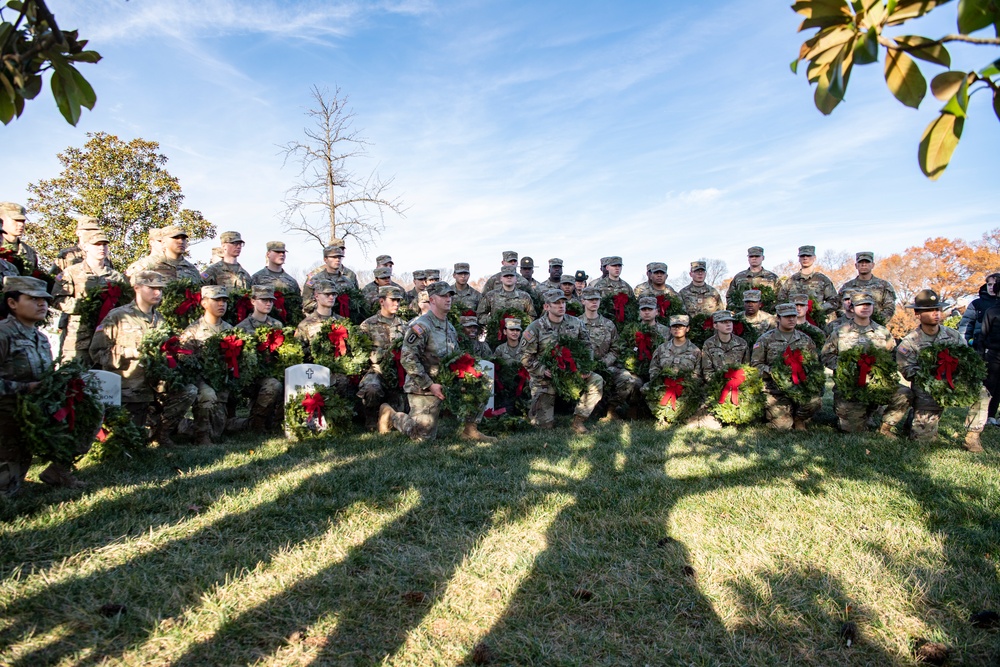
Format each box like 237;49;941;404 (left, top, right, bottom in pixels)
451;262;482;312
141;225;203;284
519;257;539;291
483;250;535;294
838;251;896;323
634;262;681;301
0;202;39;271
538;258;564;292
477;265;536;324
51;216;113;274
726;246;780;305
125;227;164;280
776;245;839;323
679;260;724;316
361;267;393;308
590;256;633;298
302;244;356;314
251;241;302;296
201;231;253;289
740;290;776;333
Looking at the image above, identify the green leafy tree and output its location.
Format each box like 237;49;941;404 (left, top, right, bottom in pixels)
0;0;101;125
24;132;216;268
791;0;1000;179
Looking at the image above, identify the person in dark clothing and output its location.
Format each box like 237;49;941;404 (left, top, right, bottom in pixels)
962;273;1000;346
976;300;1000;421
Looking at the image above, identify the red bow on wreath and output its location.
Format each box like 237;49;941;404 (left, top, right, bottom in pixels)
160;335;192;369
660;376;684;408
463;310;476;317
336;293;351;318
552;346;577;372
733;321;745;336
301;392;325;426
483;407;507;418
935;348;959;389
498;313;513;341
449;353;482;379
220;335;244;378
783;346;806;385
273;290;287;320
175;288;202;316
327;324;349;357
719;368;746;405
516;367;530;396
656;295;671;318
392;348;406;388
236;295;253;322
97;284;122;324
806;299;817;326
258;329;285;354
857;352;876;387
635;331;653;361
53;377;87;430
612;293;629;323
702;317;714;331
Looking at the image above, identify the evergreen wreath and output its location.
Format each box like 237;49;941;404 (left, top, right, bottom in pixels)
653;293;686;327
160;279;204;330
138;326;193;389
539;334;595;401
77;281;135;331
15;361;104;467
376;338;407;392
88;406;146;461
644;367;704;425
566;301;584;317
796;322;826;348
688;313;715;347
272;289;304;328
485;308;532;349
613;321;666;380
493;356;530;414
704;364;765;425
731;315;760;348
730;283;778;313
0;247;26;274
284;385;355;440
769;344;826;404
223;288;254;325
253;326;305;380
478;408;532;435
309;319;372;376
914;342;987;408
833;345;898;405
599;292;638;326
331;287;371;325
194;329;260;393
439;350;492;421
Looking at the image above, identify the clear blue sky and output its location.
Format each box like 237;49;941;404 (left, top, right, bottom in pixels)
2;0;997;285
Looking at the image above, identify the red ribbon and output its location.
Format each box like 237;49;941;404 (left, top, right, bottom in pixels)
702;317;714;331
273;290;287;320
498;312;513;341
463;310;476;317
336;293;351;318
53;377;87;430
327;324;348;357
635;331;653;361
935;348;959;389
719;368;746;405
552;346;578;372
175;289;202;316
220;335;244;378
97;284;122;323
96;427;108;442
483;407;507;418
301;392;325;426
857;353;875;387
806;299;817;326
516;367;529;396
160;335;192;369
733;321;745;336
656;295;671;318
449;353;482;379
612;293;629;323
257;329;285;354
783;346;806;385
236;295;253;322
659;377;684;408
392;348;406;388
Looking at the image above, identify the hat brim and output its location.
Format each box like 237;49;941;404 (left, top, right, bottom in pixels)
906;300;954;310
21;290;53;300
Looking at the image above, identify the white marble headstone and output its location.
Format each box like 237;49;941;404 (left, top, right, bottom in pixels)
477;359;495;414
284;364;332;439
84;370;122;406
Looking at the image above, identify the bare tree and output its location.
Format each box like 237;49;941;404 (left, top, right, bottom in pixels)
279;86;406;253
700;258;728;289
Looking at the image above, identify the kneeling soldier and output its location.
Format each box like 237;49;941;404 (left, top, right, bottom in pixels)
235;285;284;431
358;285;406;429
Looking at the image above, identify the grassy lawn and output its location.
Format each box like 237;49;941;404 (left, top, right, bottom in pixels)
1;404;999;666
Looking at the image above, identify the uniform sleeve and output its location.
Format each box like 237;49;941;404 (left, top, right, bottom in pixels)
400;325;433;390
895;337;919;380
520;325;543;375
301;278;316;314
821;277;840;313
750;336;770;375
51;271;77;314
476;293;491;324
649;346;663;380
0;334;27;395
819;328;839;370
880;282;897;321
601;323;619;368
576;320;595;363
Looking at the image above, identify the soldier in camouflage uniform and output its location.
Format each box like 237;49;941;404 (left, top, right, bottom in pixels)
824;291;855;336
483;250;535;294
573;270;589;300
51;216;113;274
750;303;821;430
406;270;428;303
700;310;749;378
634;262;682;301
879;289;989;450
494;318;525;365
234;285;284;431
521;289;604;434
379;281;495;442
538;258;565;292
180;285;246;445
361;267;393;308
326;237;359;287
295;280;347;358
741;289;776;333
125;227;164;280
558;274;579;306
358;285;407;429
519;257;540;291
251;241;302;296
374;254;405;292
0;256;18;279
776;245;839;322
459;315;494;359
302;245;357;314
201;231;253;289
589;257;611;286
425;269;441;284
820;291;895;432
579;286;640;419
638;296;671;338
91;271;198;446
52;231;126;366
451;262;482;312
838;251;897;323
679;260;724;316
141;225;203;284
648;314;702;382
0;202;39;271
477;265;536;325
725;246;780;306
590;256;634;298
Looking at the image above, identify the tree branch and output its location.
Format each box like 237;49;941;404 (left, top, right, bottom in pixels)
880;33;1000;51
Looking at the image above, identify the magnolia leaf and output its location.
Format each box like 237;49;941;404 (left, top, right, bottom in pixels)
887;0;951;25
980;57;1000;77
887;0;898;14
801;26;854;61
800;15;853;30
68;66;97;110
0;86;15;125
957;0;998;34
993;88;1000;121
930;70;967;100
791;58;801;74
50;71;82;126
815;67;843;114
854;29;880;64
894;35;951;66
865;0;888;27
940;76;969;116
792;0;853;18
918;112;964;180
884;49;926;108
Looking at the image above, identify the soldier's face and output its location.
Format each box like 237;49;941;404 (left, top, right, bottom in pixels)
575;280;586;292
204;297;227;317
429;293;451;314
383;297;401;315
798;254;815;268
639;307;656;323
8;294;48;323
267;250;286;266
505;327;521;344
546;301;567;319
651;271;666;286
854;303;873;319
224;241;244;259
86;241;108;261
607;264;622;279
690;269;706;285
744;301;760;315
843;299;854;315
413;278;426;289
561;283;574;296
520;267;533;279
856;260;872;275
137;285;163;307
500;275;516;288
375;276;391;286
454;272;469;286
795;303;808;317
462;325;478;338
549;265;562;280
669;324;687;341
778;315;797;331
324;255;342;270
917;309;942;326
253;297;274;316
2;215;25;237
748;254;763;268
715;320;734;335
166;235;187;255
583;297;599;313
316;292;335;308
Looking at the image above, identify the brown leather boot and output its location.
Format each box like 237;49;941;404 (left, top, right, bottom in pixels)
571;415;589;435
195;431;213;446
39;464;85;489
378;404;397;434
460;422;496;443
151;425;177;448
792;418;808;432
964;431;984;452
878;422;898;439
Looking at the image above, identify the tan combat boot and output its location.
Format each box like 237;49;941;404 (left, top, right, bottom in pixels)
792;418;808;432
878;422;897;439
964;431;984;452
571;415;589;435
378;404;397;434
460;422;497;443
39;463;85;489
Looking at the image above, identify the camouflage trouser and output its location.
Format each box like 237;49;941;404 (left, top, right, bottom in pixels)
833;392;879;433
528;373;604;428
194;383;238;440
882;384;990;440
763;381;821;430
393;393;443;442
0;409;31;497
156;381;198;435
249;378;282;427
607;367;642;408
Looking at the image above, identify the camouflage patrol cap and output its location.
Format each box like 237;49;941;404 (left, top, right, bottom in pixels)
669;314;690;327
425;269;441;281
412;269;427;280
798;245;816;257
453;262;470;274
502;250;518;262
606;256;623;266
520;256;534;269
75;215;100;232
147;227;164;242
791;293;810;306
647;262;667;274
599;257;611;268
201;285;228;300
638;296;657;310
0;202;26;219
581;286;601;300
373;267;392;279
251;285;275;300
3;275;51;299
132;271;167;288
220;231;244;244
161;225;188;238
266;241;287;252
775;303;797;317
543;289;567;304
548;257;564;267
378;285;405;300
713;310;735;323
855;251;874;262
747;246;764;256
742;289;762;302
86;231;110;244
503;318;522;330
313;280;337;295
329;238;346;249
574;270;589;282
840;289;856;303
459;315;479;328
690;260;707;271
376;254;393;266
323;245;345;257
426;281;456;297
416;290;430;304
851;290;875;306
559;274;575;285
499;265;517;277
